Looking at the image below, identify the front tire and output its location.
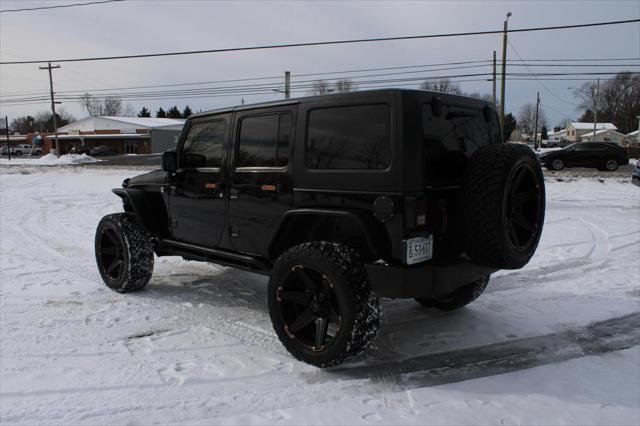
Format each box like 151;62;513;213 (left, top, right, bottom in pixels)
415;275;490;311
95;213;154;293
268;242;382;367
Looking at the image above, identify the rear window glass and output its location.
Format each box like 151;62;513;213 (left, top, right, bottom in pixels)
306;104;390;170
422;103;500;181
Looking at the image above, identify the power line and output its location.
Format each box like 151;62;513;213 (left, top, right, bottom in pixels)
507;39;579;107
1;18;638;65
0;0;124;13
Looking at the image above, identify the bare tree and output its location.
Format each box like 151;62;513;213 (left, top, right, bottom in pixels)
79;93;134;116
420;78;462;95
573;72;640;133
310;80;330;96
517;103;547;136
334;79;356;93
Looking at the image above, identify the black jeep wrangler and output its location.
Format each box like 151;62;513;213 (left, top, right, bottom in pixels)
95;89;545;367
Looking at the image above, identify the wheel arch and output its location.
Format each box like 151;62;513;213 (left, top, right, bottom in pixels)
112;188;168;237
267;208;390;262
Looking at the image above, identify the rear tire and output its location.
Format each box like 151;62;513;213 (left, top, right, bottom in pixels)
550;158;564;170
95;213;154;293
268;242;382;367
605;159;619;171
415;275;490;311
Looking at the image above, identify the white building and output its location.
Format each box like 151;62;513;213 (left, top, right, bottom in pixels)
564;122;617;142
547;129;566;142
626;130;639;146
580;129;626;145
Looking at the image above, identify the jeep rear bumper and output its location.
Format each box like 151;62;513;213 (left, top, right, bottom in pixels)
365;260;497;299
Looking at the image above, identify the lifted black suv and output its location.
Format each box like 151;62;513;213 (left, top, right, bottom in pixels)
95;89;546;367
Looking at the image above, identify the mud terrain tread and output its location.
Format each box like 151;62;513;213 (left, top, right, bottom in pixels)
268;242;382;367
95;213;154;293
461;143;545;269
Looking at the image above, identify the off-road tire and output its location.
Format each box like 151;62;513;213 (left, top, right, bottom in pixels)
268;242;382;367
415;275;490;311
95;213;154;293
460;143;545;269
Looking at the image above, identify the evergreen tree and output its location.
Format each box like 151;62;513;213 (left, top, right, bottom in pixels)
156;107;167;118
137;107;151;117
541;126;548;140
167;106;182;118
503;113;517;142
182;105;193;118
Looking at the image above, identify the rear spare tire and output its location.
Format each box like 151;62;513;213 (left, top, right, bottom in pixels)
460;143;545;269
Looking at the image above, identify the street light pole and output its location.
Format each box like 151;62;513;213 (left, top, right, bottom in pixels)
500;11;511;132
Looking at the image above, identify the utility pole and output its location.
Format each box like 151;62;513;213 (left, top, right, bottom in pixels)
500;11;512;131
284;71;291;100
39;62;61;156
4;116;10;161
492;50;497;109
533;91;540;150
593;77;600;142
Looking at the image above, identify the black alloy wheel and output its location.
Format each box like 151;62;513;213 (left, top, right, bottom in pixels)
277;265;341;352
504;162;544;252
98;228;125;281
268;242;382;367
605;159;619;171
551;158;564;170
95;213;154;293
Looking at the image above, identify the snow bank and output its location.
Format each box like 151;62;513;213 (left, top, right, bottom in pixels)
31;153;101;165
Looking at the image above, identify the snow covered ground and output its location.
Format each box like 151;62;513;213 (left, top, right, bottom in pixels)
1;166;639;425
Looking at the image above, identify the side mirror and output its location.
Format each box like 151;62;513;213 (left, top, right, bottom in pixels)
430;97;443;118
162;150;177;172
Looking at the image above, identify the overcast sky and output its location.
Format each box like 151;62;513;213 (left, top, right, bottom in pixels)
1;0;639;128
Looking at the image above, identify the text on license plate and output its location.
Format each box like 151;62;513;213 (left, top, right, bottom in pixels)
404;235;433;265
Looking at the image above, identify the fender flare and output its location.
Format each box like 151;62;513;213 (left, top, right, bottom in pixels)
267;208;389;260
112;188;167;237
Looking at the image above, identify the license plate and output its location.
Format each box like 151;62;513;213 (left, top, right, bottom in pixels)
404;235;433;265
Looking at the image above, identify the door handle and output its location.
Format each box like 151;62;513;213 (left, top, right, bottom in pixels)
229;189;239;199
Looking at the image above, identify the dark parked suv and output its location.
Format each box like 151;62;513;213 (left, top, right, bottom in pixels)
95;89;546;367
539;142;629;171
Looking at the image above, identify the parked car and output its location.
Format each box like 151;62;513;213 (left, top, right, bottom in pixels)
1;144;40;156
538;142;629;171
89;146;117;156
70;144;92;155
94;89;546;367
632;159;640;187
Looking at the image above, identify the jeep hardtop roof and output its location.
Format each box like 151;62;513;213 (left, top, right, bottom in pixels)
189;88;491;120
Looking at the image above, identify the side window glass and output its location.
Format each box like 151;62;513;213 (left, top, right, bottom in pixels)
238;112;291;168
181;120;226;168
306;104;390;170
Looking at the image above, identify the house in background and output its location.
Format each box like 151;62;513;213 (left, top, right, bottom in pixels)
44;116;185;155
547;129;566;143
580;128;626;145
626;130;639;146
564;122;617;142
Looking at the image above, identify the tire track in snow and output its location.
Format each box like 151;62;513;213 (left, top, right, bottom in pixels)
308;312;640;389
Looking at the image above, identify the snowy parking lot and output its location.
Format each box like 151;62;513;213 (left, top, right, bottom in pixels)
1;166;639;425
